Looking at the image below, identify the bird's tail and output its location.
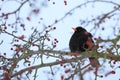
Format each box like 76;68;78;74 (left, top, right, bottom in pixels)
89;57;100;68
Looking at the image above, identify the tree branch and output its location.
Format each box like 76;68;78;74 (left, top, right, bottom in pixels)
11;57;81;78
49;0;120;27
0;0;29;17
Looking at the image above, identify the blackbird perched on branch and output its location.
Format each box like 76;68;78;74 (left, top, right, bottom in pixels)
69;26;99;67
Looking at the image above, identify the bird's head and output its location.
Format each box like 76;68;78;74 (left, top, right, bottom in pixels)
72;26;86;32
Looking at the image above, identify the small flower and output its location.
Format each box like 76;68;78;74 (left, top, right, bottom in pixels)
64;0;67;5
102;27;105;30
65;69;71;73
26;17;31;21
18;35;24;40
53;27;56;29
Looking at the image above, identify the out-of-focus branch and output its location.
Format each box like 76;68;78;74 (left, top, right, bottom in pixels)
95;6;120;27
50;0;120;27
85;6;120;29
0;0;29;17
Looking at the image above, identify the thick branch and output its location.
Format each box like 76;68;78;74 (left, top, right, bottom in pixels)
10;50;120;78
11;57;81;78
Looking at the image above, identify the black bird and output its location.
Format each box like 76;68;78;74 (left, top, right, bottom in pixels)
69;26;99;67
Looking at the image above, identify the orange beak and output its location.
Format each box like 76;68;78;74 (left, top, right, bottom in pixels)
72;27;76;31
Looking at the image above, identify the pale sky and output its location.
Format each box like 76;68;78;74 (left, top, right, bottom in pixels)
0;0;120;80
